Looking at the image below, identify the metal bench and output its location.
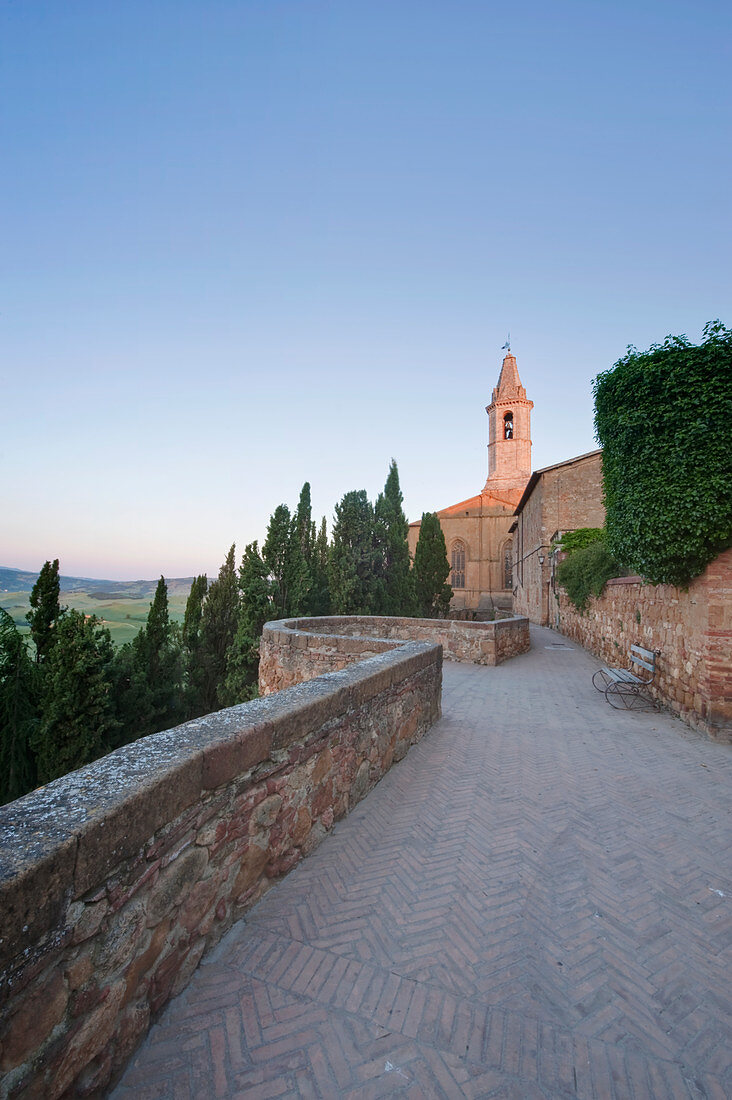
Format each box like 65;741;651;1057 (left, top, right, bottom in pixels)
592;645;657;710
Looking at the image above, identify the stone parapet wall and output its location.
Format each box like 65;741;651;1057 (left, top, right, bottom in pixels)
259;614;530;695
556;547;732;741
0;639;441;1100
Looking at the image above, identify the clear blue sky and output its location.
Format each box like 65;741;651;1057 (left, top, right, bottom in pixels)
2;0;730;580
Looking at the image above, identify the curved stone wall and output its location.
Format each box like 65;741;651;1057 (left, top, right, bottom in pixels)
0;636;441;1099
259;613;530;695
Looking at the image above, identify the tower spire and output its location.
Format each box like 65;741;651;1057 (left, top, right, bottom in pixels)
484;346;533;492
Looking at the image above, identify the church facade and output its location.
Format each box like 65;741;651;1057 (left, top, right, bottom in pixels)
408;348;533;612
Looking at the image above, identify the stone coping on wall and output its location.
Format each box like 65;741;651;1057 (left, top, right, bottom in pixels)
260;613;530;680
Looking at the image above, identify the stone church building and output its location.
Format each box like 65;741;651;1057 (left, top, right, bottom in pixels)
408;348;534;611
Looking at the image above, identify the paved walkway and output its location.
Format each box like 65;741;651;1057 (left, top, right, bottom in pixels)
113;626;732;1099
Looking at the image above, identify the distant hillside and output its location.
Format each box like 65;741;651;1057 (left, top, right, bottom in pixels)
0;566;194;598
0;567;194;646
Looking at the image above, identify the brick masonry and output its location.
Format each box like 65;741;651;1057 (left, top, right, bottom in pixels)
259;614;530;695
0;636;441;1099
556;547;732;742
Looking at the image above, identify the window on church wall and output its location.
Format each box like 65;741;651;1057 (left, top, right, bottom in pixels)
503;541;513;589
451;541;466;589
503;412;514;440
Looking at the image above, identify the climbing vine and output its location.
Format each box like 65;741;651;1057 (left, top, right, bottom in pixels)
555;532;620;611
593;320;732;587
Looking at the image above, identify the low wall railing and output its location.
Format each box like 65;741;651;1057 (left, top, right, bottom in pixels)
259;613;530;694
0;630;441;1099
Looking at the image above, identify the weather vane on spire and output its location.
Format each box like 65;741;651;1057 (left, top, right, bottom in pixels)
501;333;511;352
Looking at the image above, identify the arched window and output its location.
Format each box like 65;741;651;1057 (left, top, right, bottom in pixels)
451;540;466;589
503;412;514;440
503;540;513;589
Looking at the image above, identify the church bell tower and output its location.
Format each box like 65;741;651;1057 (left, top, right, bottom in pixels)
484;346;533;492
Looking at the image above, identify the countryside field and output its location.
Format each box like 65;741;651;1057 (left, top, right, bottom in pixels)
0;586;190;648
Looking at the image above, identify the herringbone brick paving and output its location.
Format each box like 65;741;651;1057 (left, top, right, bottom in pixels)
113;626;732;1098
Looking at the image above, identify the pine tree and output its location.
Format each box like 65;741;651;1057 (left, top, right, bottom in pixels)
182;574;208;718
375;459;416;615
26;558;64;663
329;490;384;614
198;545;240;712
0;609;39;804
413;512;453;618
223;542;272;703
33;610;116;784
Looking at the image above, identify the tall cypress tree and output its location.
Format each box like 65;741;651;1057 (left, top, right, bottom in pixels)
375;459;415;615
413;512;453;618
0;609;39;804
199;545;240;712
295;482;314;563
33;610;116;784
329;490;384;614
309;517;331;616
112;577;183;743
182;574;208;718
26;559;64;663
223;542;272;704
263;503;309;618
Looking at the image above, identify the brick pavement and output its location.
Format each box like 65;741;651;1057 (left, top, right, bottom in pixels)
112;626;732;1099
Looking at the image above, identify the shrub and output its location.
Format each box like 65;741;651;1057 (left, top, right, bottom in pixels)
556;537;621;611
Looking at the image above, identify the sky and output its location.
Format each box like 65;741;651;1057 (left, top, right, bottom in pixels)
2;0;730;581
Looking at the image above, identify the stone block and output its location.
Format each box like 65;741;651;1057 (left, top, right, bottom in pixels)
0;968;68;1072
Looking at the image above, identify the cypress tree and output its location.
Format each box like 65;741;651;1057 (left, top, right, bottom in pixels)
0;609;39;804
413;512;453;618
295;482;315;563
329;490;384;614
375;459;416;615
263;503;309;618
26;558;64;663
199;545;240;712
136;578;182;734
223;541;272;703
112;577;183;743
33;610;116;784
182;574;208;718
309;517;331;616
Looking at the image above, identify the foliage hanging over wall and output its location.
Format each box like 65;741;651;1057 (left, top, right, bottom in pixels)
552;528;605;555
556;535;621;611
593;321;732;587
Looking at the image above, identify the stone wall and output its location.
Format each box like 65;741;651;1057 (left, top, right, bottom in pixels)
259;614;530;695
0;639;441;1100
556;547;732;742
513;450;605;625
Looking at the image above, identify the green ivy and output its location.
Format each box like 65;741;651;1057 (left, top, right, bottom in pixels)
556;534;621;611
593;320;732;587
552;527;605;554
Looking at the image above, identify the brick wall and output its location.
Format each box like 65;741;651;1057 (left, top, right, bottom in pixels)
0;640;441;1099
556;547;732;742
259;614;530;695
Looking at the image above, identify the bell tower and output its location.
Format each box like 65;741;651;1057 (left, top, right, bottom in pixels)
484;346;533;492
